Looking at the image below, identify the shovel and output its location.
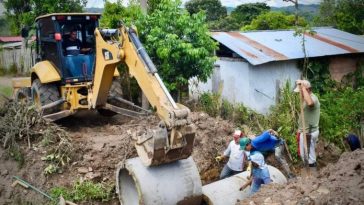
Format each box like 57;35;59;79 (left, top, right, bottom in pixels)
299;84;310;176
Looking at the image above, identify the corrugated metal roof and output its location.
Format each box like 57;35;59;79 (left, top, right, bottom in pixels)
0;36;22;43
211;28;364;65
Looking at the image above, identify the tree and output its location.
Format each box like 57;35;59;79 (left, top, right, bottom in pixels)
137;0;217;96
315;0;364;34
99;1;143;28
230;3;270;26
100;0;217;99
185;0;227;22
4;0;87;34
242;11;307;31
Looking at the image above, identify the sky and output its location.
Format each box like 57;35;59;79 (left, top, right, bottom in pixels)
86;0;321;8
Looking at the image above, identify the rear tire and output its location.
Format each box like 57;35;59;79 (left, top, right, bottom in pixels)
31;79;60;115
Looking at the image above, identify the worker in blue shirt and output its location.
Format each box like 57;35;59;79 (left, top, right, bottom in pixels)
239;139;271;195
242;129;295;178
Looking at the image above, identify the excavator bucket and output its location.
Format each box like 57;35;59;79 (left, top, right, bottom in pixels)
135;124;196;166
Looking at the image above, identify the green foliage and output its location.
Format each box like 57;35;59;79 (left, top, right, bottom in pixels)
0;85;12;97
315;0;364;34
320;87;364;145
266;81;299;161
100;1;143;28
0;17;11;36
231;3;269;26
136;0;217;92
4;0;86;34
208;2;270;31
198;92;221;117
208;15;241;31
242;11;307;31
50;180;113;203
100;0;217;96
185;0;227;22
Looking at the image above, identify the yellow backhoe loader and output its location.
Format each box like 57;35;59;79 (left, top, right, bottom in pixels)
12;13;201;204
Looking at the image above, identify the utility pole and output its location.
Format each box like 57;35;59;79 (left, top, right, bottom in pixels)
283;0;298;26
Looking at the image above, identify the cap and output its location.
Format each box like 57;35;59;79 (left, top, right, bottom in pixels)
294;80;311;92
250;152;265;167
239;138;250;150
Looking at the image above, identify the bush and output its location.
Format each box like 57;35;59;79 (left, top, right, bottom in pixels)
320;87;364;146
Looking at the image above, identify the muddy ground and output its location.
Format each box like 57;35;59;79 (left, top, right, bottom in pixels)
239;149;364;205
0;109;361;205
0;111;236;204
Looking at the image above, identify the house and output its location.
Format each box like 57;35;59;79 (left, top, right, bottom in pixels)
190;27;364;114
0;37;36;73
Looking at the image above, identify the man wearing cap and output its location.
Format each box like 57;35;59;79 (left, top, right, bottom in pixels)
215;130;245;179
294;79;320;167
239;137;271;195
240;130;294;178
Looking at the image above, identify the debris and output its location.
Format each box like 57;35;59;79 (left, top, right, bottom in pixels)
11;176;54;201
77;167;89;174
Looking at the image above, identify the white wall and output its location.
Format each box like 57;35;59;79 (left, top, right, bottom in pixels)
190;58;301;114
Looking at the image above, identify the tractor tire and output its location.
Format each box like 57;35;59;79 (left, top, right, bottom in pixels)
15;87;31;103
31;79;60;115
98;79;123;117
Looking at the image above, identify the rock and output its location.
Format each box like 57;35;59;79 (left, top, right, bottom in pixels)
264;197;272;203
198;123;208;129
83;154;94;161
77;167;89;174
94;142;106;151
88;167;93;172
316;186;330;195
2;169;9;176
85;172;101;180
249;201;256;205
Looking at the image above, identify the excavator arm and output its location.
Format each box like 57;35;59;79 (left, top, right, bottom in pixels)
90;25;195;166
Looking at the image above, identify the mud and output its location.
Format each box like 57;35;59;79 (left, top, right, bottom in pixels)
239;149;364;205
0;109;360;205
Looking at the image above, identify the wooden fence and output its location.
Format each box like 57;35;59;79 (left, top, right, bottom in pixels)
0;41;35;73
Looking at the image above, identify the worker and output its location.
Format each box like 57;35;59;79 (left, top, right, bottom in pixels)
239;137;271;195
294;79;320;167
63;30;91;55
215;130;245;179
243;129;295;178
344;134;361;151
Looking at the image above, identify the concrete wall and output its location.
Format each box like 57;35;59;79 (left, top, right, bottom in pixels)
190;58;300;114
329;56;358;82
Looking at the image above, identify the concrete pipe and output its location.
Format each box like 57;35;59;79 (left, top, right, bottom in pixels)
116;157;203;205
202;165;287;205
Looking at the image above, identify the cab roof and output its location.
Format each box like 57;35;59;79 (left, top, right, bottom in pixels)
36;13;101;21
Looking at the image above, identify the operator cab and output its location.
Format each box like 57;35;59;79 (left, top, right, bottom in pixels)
35;13;101;84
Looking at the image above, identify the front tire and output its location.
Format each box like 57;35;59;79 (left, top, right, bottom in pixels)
31;79;60;115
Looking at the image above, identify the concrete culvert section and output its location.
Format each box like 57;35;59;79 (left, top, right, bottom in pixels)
202;165;287;205
116;157;203;205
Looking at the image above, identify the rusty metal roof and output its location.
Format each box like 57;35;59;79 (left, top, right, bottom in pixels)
0;36;22;43
211;28;364;65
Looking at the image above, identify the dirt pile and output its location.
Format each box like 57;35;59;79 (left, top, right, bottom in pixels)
239;149;364;205
190;112;235;184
